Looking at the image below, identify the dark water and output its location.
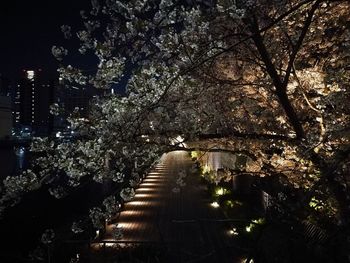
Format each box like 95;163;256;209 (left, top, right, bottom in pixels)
0;145;114;263
0;146;24;178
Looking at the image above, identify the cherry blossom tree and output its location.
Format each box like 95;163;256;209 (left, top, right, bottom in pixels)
1;0;349;260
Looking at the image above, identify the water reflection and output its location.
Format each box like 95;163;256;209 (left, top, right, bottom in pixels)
0;145;28;178
15;146;26;170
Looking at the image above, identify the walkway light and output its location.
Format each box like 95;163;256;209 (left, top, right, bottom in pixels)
211;201;220;208
215;187;225;196
245;225;252;232
228;228;239;236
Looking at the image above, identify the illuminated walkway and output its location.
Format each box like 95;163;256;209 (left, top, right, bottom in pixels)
100;151;239;262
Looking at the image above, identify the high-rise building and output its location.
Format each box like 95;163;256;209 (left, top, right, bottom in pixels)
14;70;55;136
53;78;92;131
0;74;11;96
0;75;13;138
57;81;90;116
0;96;12;138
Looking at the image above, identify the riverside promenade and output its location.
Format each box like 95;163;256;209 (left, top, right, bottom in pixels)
98;151;241;262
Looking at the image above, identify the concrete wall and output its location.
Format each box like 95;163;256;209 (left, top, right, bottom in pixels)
0;96;12;138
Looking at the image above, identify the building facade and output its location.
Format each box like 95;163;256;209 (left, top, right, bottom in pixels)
14;70;54;136
0;74;11;96
0;96;12;138
12;70;94;136
53;78;92;131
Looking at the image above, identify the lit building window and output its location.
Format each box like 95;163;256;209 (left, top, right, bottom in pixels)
27;70;35;80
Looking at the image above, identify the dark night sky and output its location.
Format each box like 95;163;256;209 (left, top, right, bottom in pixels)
0;0;91;82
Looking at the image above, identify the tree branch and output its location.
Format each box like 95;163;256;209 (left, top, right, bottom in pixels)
197;132;296;142
283;0;321;88
249;15;306;139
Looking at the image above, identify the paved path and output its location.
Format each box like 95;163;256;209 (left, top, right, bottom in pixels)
101;151;241;262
